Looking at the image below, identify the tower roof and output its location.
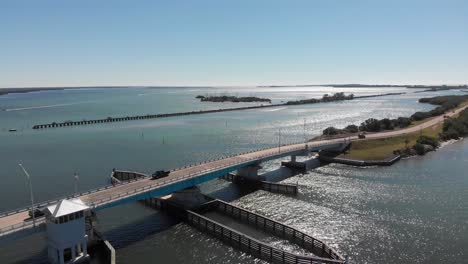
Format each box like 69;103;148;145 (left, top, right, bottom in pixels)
46;198;89;218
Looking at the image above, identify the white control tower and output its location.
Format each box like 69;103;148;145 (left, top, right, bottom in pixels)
45;199;90;264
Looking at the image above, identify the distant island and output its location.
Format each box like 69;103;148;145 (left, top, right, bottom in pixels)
285;92;353;105
285;92;405;105
196;95;271;103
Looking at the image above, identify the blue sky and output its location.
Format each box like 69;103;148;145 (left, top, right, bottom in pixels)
1;0;467;87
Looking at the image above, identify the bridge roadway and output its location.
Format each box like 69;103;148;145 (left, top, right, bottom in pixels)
0;139;347;238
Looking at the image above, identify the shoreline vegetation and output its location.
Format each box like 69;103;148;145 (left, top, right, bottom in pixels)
195;92;405;106
196;95;271;103
285;92;353;105
285;92;404;105
323;95;468;162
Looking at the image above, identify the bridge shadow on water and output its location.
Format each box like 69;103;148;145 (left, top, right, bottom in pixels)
101;208;180;250
12;250;48;264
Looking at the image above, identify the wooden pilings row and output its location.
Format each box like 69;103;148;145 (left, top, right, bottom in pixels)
31;104;283;130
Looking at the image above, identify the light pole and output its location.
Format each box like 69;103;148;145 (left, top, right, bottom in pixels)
303;118;307;144
278;127;281;153
74;173;79;195
19;163;35;227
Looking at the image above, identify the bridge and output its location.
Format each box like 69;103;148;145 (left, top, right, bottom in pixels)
0;138;349;243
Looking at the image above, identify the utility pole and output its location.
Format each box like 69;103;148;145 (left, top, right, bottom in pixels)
19;163;35;227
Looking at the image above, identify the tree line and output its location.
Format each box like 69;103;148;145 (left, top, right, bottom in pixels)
286;92;354;105
322;95;468;136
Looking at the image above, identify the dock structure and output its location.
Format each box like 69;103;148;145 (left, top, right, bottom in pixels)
141;197;346;264
110;169;149;185
189;200;346;263
319;154;401;166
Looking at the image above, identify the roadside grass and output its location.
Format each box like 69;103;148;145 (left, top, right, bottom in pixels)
342;123;442;160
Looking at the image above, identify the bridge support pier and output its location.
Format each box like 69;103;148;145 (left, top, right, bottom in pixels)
236;164;263;181
168;186;210;209
282;155;321;172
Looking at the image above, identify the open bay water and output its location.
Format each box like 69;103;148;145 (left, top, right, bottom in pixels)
0;86;466;263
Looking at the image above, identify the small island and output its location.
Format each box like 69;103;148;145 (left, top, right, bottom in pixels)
196;95;271;103
285;92;354;105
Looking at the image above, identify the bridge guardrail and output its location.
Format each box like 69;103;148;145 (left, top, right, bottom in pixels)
0;217;46;236
89;141;348;208
0;174;145;219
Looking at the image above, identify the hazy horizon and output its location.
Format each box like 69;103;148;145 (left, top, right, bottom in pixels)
1;83;468;90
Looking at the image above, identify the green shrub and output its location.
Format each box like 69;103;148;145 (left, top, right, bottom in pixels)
417;135;439;148
413;143;426;155
440;108;468;140
360;118;381;132
344;125;359;133
323;127;340;135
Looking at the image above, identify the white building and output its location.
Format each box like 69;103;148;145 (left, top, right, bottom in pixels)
45;199;90;264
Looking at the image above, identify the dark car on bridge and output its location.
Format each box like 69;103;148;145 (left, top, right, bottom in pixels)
28;208;45;218
151;170;170;180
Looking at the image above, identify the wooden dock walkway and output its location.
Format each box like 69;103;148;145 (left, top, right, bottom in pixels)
140;197;346;264
189;199;346;263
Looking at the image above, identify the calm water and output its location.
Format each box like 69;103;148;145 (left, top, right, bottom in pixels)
0;87;466;263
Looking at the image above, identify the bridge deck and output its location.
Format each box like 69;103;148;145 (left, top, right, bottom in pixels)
0;139;346;238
